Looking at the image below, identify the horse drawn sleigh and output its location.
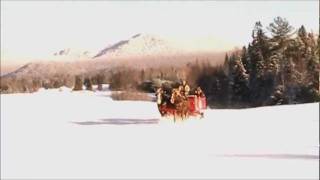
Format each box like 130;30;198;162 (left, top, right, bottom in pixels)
156;84;207;121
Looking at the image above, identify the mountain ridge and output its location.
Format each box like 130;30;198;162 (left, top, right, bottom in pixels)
2;33;232;77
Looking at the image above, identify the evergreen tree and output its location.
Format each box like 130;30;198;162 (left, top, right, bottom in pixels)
249;21;269;80
249;21;275;105
305;47;319;92
223;53;229;75
292;34;306;73
228;54;250;103
267;17;294;90
266;53;281;75
241;46;251;74
298;25;308;45
317;34;320;55
249;49;265;80
267;17;294;45
268;85;288;105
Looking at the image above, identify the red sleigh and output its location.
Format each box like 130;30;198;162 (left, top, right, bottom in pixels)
158;95;207;118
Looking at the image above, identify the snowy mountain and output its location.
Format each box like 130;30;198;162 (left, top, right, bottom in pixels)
1;33;231;78
93;33;233;59
93;33;182;59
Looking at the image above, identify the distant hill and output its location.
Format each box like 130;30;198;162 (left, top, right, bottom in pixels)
1;33;232;80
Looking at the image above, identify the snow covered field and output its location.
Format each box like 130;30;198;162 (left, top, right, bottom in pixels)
1;86;319;179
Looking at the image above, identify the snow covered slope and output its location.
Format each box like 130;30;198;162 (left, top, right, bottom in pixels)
1;87;319;179
93;33;231;59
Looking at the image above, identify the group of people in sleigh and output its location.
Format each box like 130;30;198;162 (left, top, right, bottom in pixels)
155;80;206;118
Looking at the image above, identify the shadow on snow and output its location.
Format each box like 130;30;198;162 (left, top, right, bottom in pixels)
219;154;319;160
72;118;159;125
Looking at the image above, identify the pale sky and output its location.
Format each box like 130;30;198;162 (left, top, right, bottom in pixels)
1;1;318;63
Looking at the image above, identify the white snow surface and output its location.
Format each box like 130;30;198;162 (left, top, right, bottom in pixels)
1;85;319;179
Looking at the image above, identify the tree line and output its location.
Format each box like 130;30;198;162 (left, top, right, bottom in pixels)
198;17;319;107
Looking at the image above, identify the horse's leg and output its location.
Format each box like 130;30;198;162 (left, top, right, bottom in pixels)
178;109;182;121
178;105;182;121
186;104;190;119
184;111;188;119
182;108;186;120
182;110;185;121
180;103;186;120
184;104;188;120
